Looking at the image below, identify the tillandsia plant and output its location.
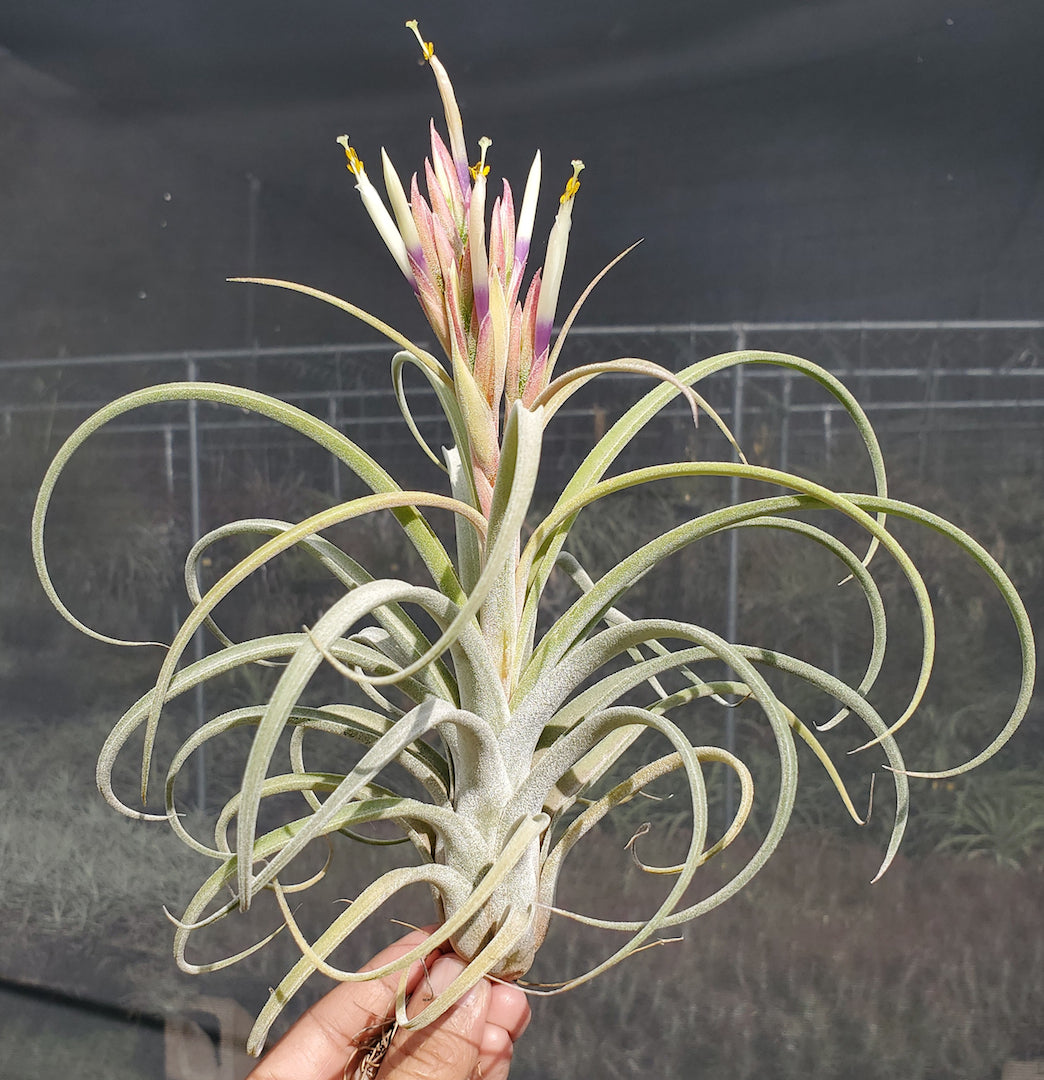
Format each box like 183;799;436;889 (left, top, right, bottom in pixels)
32;19;1035;1058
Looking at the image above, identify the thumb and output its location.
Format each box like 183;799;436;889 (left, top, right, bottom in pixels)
377;955;490;1080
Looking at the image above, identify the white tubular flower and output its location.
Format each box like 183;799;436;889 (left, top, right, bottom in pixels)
337;136;413;285
533;159;584;366
407;20;470;194
469;137;493;328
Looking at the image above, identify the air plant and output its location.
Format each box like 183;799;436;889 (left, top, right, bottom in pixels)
32;20;1034;1059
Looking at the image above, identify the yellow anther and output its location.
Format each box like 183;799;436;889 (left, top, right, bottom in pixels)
560;159;585;204
469;136;492;181
336;135;364;177
405;19;435;61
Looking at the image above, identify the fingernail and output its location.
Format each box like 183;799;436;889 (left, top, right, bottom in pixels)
426;955;466;997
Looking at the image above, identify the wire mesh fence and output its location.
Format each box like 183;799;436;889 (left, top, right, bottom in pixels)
3;321;1043;506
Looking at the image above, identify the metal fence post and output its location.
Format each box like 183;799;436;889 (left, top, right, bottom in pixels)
918;345;939;481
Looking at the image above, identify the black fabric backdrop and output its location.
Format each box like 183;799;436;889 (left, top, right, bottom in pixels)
1;0;1041;359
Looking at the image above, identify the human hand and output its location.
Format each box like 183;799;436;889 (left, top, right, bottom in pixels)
247;926;531;1080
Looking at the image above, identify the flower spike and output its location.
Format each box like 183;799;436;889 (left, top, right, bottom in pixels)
334;33;598;476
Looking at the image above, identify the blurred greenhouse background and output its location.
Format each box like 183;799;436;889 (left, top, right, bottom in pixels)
3;0;1044;1077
